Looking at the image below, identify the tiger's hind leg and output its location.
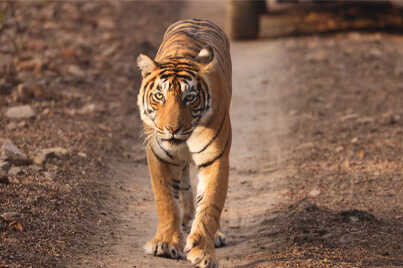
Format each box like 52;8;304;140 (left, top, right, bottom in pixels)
178;164;195;233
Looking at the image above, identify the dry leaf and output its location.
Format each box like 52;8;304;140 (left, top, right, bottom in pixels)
9;221;23;232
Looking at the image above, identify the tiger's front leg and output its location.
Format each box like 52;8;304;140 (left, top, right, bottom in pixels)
185;149;230;268
143;144;184;259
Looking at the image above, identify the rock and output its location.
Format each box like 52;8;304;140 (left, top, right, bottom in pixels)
62;184;72;192
16;58;43;72
18;121;27;128
0;141;31;166
0;161;10;180
78;152;87;158
335;146;344;153
296;142;314;150
77;103;105;115
6;122;17;130
0;212;19;221
5;105;36;119
67;65;85;78
8;167;22;176
308;188;321;197
34;147;69;166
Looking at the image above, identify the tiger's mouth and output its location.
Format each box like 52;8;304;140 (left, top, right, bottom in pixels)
157;128;193;145
161;137;186;145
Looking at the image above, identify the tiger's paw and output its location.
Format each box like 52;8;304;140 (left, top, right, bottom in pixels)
144;236;183;259
214;231;226;248
185;233;217;268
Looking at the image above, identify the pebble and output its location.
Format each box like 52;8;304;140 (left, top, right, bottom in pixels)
67;65;85;78
6;122;17;130
77;103;105;115
8;166;22;176
308;188;321;197
5;105;36;119
34;147;69;165
0;141;31;166
0;212;19;221
78;152;87;158
0;161;10;179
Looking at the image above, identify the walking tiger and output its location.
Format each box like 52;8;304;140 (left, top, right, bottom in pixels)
137;18;232;268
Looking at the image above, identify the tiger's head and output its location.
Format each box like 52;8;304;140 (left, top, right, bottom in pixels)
137;48;215;146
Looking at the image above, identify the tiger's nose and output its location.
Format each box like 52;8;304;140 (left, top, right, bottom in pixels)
165;125;181;134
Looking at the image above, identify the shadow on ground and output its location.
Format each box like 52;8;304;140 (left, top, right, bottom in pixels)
230;200;403;267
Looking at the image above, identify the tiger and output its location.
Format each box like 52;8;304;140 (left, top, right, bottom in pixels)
137;18;232;268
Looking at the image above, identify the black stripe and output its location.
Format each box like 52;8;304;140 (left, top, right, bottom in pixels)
191;112;226;154
142;80;154;112
160;74;171;80
175;74;193;80
158;69;174;76
197;137;229;169
172;183;180;190
159;60;199;71
198;81;207;110
180;19;222;32
196;194;203;204
200;79;211;109
171;183;191;191
150;145;179;166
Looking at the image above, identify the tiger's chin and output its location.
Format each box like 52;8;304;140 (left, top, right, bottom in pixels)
157;136;188;152
163;138;186;145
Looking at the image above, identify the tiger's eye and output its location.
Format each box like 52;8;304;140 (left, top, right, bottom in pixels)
153;92;164;101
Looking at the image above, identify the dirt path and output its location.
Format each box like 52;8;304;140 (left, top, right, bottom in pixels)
2;1;402;267
89;2;403;268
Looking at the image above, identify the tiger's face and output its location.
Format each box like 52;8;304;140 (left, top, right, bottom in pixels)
146;76;209;145
137;54;212;146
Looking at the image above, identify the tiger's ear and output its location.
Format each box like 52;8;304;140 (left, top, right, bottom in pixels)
196;46;214;64
196;46;217;73
137;54;158;77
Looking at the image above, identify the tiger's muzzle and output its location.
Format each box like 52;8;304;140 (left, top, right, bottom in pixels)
158;126;192;145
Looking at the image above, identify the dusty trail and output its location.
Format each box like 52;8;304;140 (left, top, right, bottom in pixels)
85;1;403;267
3;1;402;267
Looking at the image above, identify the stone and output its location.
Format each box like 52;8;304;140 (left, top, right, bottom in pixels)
0;161;10;179
0;141;31;166
67;65;85;78
308;188;321;197
5;105;36;119
8;166;22;176
0;212;19;221
77;103;105;115
34;147;69;166
78;152;87;158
